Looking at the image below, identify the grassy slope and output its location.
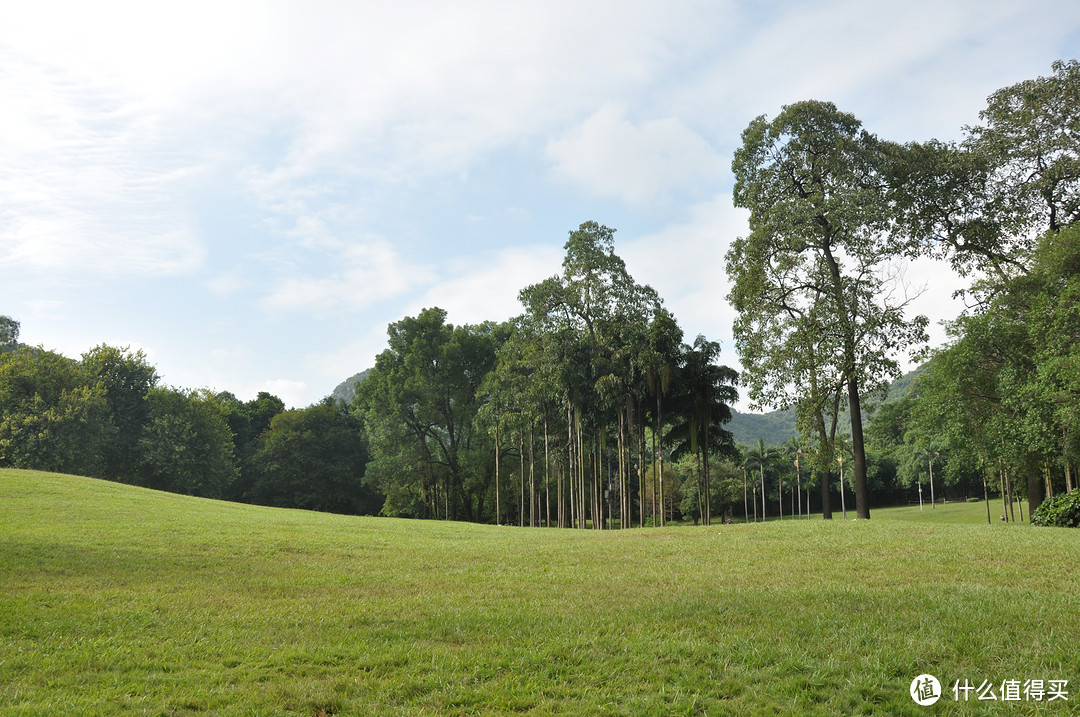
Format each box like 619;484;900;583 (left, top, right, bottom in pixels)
2;470;1078;716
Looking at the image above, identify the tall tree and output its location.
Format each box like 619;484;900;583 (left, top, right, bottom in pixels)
728;99;929;520
81;345;158;482
0;315;19;353
357;308;503;522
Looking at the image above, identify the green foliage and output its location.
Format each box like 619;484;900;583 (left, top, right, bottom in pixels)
728;100;929;520
81;344;158;481
250;398;376;515
0;315;19;353
1030;491;1080;527
137;387;238;498
0;348;114;477
357;308;501;521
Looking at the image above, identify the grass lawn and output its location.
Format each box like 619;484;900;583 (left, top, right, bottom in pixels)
2;469;1078;716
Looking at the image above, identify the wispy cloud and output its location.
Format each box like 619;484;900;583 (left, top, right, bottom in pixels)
546;106;724;204
262;239;436;313
408;244;564;326
0;49;206;280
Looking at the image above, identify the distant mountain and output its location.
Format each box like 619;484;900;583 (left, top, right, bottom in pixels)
727;407;798;447
331;369;371;405
726;365;927;447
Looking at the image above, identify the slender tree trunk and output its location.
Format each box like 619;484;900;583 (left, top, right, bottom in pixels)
928;456;935;509
1028;471;1045;518
656;393;664;526
839;461;847;520
639;417;646;528
529;426;536;528
519;432;525;528
1000;468;1009;522
495;424;501;525
544;417;551;528
760;466;765;522
570;406;578;529
796;457;802;519
743;468;749;524
983;468;991;525
1045;465;1054;500
1064;425;1074;494
1006;467;1016;523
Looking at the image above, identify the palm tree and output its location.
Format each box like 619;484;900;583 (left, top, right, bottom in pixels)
744;439;779;522
783;436;807;519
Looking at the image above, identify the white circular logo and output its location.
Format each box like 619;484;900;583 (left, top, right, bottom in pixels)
910;674;942;706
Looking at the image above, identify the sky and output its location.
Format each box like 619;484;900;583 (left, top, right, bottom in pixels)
2;1;1078;409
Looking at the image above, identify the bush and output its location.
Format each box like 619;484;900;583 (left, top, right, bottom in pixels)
1030;491;1080;528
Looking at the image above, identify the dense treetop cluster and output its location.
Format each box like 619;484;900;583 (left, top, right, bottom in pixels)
2;61;1077;526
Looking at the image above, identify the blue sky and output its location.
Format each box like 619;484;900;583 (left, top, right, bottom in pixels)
2;1;1078;408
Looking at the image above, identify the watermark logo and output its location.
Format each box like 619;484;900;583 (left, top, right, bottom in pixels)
911;674;942;706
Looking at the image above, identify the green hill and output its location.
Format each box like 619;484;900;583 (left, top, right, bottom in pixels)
727;365;927;447
3;468;1077;715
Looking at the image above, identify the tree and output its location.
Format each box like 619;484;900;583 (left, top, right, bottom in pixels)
0;315;19;353
0;348;113;477
892;61;1080;283
668;335;739;525
518;221;664;529
357;308;502;522
81;345;158;482
728;99;929;520
914;445;942;510
783;436;808;519
250;398;377;514
834;433;852;520
137;387;238;498
216;391;287;502
744;439;779;521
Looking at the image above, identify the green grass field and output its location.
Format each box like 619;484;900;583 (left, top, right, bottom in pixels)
2;469;1077;716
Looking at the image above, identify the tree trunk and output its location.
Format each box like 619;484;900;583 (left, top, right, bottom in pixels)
1028;471;1045;518
847;377;870;519
544;417;551;528
1000;469;1009;522
529;426;536;528
760;466;765;521
839;461;847;520
821;470;833;520
495;424;501;525
928;456;935;509
519;432;525;528
743;469;749;523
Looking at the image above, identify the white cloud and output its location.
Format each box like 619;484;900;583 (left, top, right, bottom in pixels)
0;46;206;280
256;379;309;409
547;106;723;203
409;245;564;326
622;195;748;347
262;239;436;313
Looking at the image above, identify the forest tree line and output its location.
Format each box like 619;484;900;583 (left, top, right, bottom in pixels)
1;61;1077;527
